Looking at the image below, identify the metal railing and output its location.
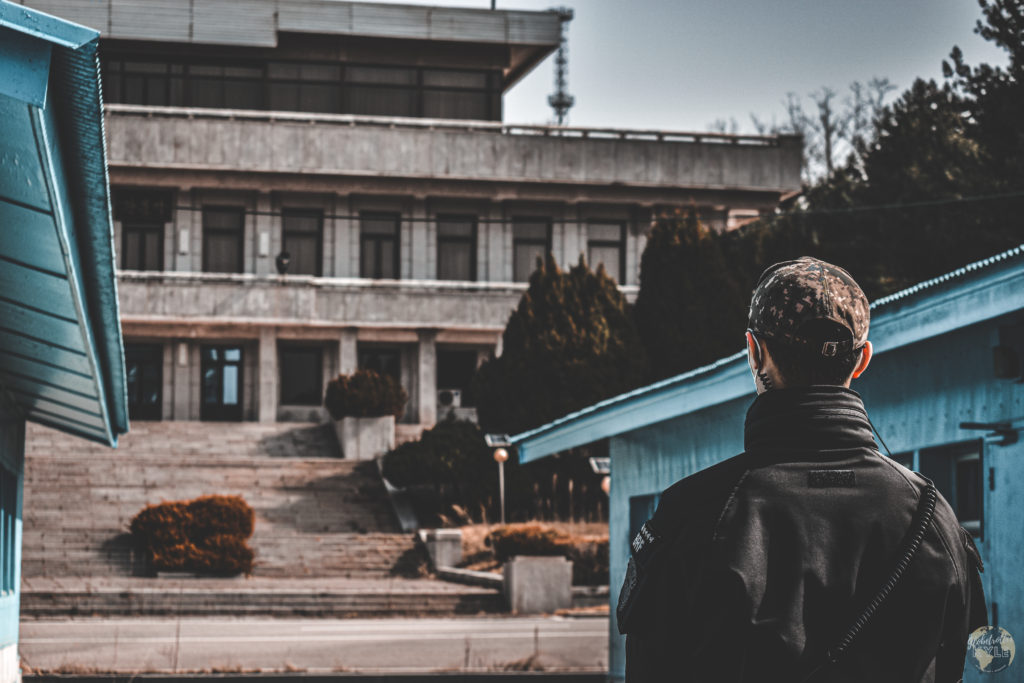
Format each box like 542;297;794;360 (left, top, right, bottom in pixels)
105;103;796;147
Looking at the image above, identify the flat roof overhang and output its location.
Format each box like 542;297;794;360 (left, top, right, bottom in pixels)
16;0;562;89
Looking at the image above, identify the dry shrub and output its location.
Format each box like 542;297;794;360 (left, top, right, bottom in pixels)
484;522;609;585
130;495;255;576
487;523;567;562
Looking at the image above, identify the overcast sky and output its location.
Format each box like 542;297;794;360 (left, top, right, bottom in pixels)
370;0;1008;132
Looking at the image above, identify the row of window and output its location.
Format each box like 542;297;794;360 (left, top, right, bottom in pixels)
126;343;480;421
102;57;502;120
121;207;629;284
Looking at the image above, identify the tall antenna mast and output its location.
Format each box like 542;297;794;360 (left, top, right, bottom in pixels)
547;7;574;126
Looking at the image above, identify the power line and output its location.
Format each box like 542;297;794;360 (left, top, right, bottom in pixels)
764;188;1024;219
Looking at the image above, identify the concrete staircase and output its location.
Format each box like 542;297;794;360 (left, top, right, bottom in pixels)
19;421;503;616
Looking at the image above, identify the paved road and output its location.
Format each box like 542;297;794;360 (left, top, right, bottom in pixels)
20;616;609;674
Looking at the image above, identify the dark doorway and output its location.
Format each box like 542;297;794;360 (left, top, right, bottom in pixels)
201;346;243;421
125;344;163;420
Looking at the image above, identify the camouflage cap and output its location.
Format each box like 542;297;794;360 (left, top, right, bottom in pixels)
748;257;870;357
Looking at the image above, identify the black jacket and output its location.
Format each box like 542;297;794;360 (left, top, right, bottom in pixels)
617;386;987;683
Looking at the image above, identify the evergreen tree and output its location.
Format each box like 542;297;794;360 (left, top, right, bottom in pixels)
474;254;645;436
633;211;747;382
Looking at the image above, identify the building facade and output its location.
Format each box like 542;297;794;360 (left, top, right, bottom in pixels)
514;245;1024;682
21;0;802;438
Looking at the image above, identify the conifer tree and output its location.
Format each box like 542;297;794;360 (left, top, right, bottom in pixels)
474;254;645;436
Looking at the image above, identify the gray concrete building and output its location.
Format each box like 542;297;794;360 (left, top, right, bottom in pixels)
19;0;803;440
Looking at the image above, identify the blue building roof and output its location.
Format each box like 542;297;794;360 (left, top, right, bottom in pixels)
0;0;128;446
514;244;1024;463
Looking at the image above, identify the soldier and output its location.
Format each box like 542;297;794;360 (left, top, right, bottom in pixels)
617;257;987;682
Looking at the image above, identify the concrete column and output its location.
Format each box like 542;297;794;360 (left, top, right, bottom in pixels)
258;327;278;423
255;192;273;276
411;198;430;280
486;205;507;282
401;207;414;280
551;206;565;269
339;327;358;375
172;189;194;272
564;205;582;268
172;340;191;419
417;329;437;426
333;195;356;278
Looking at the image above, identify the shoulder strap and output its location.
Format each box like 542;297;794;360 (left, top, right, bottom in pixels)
800;479;938;683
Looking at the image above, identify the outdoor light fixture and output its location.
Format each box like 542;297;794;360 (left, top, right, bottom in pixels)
275;251;291;275
486;435;512;524
493;446;509;524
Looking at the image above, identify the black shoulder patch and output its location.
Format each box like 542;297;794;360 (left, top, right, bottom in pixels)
959;525;984;573
808;469;856;487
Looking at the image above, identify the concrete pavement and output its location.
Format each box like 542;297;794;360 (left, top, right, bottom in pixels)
20;616;609;674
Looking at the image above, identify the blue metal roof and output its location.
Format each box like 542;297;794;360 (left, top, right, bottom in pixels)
514;243;1024;463
0;0;128;446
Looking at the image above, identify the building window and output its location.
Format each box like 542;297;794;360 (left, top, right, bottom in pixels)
437;349;478;408
100;56;501;121
282;209;323;276
437;215;477;281
588;222;626;284
919;440;983;537
268;62;341;114
125;344;163;420
280;345;323;406
422;69;494;120
203;207;245;273
512;218;551;283
358;347;402;384
360;213;400;279
122;223;164;271
113;189;172;271
346;65;418;117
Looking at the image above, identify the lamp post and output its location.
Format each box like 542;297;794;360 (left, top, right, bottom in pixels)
493;447;508;524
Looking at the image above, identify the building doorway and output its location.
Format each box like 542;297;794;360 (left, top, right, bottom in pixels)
201;346;243;421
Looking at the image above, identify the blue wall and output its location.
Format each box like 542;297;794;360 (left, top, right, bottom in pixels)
0;409;24;652
606;312;1024;681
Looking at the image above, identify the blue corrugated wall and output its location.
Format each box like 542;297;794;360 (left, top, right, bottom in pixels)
607;312;1024;681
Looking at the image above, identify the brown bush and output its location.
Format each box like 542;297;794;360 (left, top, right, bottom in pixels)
566;538;609;586
129;495;255;576
324;369;407;419
186;495;254;541
485;523;609;586
189;535;255;576
487;524;567;562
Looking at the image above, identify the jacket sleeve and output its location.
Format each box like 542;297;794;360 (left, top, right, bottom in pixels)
934;526;987;683
619;520;751;682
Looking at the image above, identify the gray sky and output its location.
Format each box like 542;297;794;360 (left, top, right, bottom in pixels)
370;0;1008;132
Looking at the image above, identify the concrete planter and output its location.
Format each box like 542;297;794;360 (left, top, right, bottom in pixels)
333;415;395;460
503;556;573;614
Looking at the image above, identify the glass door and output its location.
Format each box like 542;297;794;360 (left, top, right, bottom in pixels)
200;346;243;421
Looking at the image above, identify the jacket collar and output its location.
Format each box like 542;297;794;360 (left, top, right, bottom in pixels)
744;385;879;453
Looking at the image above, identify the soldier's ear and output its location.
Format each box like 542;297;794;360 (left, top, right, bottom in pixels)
852;341;873;379
745;330;763;370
